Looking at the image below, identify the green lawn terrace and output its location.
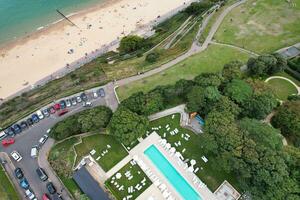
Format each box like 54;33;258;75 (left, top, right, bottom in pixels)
266;77;299;101
105;161;152;200
74;134;128;172
147;113;240;192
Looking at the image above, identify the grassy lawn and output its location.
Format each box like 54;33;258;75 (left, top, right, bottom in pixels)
275;71;300;86
49;137;82;199
267;78;298;100
214;0;300;54
148;114;240;192
117;44;251;101
74;134;128;172
105;161;152;200
0;165;19;200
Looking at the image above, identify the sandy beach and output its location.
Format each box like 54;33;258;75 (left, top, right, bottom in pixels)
0;0;191;99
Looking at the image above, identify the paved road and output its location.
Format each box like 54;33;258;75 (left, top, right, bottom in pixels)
0;87;108;200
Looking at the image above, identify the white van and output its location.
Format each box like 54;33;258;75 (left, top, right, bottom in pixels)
36;110;44;120
31;146;38;158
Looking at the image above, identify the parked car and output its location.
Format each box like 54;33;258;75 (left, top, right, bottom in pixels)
14;167;24;179
39;135;49;146
80;93;88;101
48;106;56;114
83;101;92;107
65;99;72;107
25;189;36;200
12;124;22;134
58;109;68;117
42;194;51;200
0;131;7;140
5;127;14;136
31;145;39;158
26;118;34;126
46;182;56;194
93;91;98;98
20;121;28;130
71;97;77;106
36;167;48;181
97;88;105;97
36;110;44;120
2;138;15;146
11;151;22;162
42;109;50;117
31;114;39;123
76;96;82;103
59;100;66;109
54;103;61;111
20;178;29;189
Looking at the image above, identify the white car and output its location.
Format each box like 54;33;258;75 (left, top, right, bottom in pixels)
39;134;49;145
83;101;92;107
10;151;22;162
36;110;44;120
25;189;36;200
93;91;98;98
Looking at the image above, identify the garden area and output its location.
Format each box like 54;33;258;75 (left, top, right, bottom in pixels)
74;134;128;172
105;161;152;200
266;78;298;100
0;165;19;200
148;114;239;191
49;133;128;199
117;44;251;101
214;0;300;53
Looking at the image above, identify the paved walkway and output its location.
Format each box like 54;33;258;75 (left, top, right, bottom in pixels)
210;41;259;56
265;76;300;94
38;139;73;200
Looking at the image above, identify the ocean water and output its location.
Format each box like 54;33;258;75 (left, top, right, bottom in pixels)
0;0;105;45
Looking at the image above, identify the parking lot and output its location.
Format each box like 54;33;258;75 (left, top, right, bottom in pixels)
0;86;110;200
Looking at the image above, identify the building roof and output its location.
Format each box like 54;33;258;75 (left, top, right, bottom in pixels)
73;166;110;200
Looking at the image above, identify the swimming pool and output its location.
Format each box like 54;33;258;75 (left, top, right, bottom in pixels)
144;145;201;200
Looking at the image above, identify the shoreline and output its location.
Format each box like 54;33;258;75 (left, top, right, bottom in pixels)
0;0;194;102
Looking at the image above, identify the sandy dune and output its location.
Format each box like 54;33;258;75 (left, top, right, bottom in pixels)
0;0;191;99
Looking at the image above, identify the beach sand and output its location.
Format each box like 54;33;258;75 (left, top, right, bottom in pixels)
0;0;191;99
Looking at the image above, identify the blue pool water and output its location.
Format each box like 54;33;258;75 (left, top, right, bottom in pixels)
144;145;201;200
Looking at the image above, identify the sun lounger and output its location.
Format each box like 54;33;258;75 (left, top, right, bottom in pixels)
201;156;208;163
90;149;96;155
96;156;101;161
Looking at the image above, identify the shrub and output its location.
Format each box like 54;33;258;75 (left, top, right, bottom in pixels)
145;52;159;63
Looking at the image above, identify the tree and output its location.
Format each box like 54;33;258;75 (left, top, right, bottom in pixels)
186;86;221;116
271;100;300;146
119;35;145;53
194;72;223;87
224;79;253;104
185;1;212;15
213;96;241;117
222;60;243;82
108;107;149;146
242;92;278;119
145;52;159;63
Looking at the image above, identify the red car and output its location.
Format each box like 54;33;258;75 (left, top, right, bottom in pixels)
48;106;56;114
42;194;51;200
2;138;15;146
58;109;68;116
54;103;61;111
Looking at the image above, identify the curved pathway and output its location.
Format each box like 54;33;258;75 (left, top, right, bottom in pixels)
265;76;300;94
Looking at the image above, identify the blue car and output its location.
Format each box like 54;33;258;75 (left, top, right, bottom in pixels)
59;100;66;110
12;124;22;134
20;178;29;189
31;114;39;123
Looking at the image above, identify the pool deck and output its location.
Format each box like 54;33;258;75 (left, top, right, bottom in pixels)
130;132;217;200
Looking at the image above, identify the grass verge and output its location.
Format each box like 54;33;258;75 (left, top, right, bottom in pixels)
117;44;251;101
267;78;298;100
0;165;19;200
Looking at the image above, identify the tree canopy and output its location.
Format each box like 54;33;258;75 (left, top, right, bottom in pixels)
222;60;243;82
224;79;253;104
119;35;146;53
108;107;149;146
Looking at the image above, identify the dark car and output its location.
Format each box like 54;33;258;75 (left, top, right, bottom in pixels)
97;88;105;97
80;93;88;101
48;106;56;114
14;167;24;179
31;114;39;123
59;100;66;109
36;167;48;181
42;109;50;117
46;182;56;194
20;121;28;130
20;178;29;189
12;124;21;134
26;118;34;126
4;127;14;136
